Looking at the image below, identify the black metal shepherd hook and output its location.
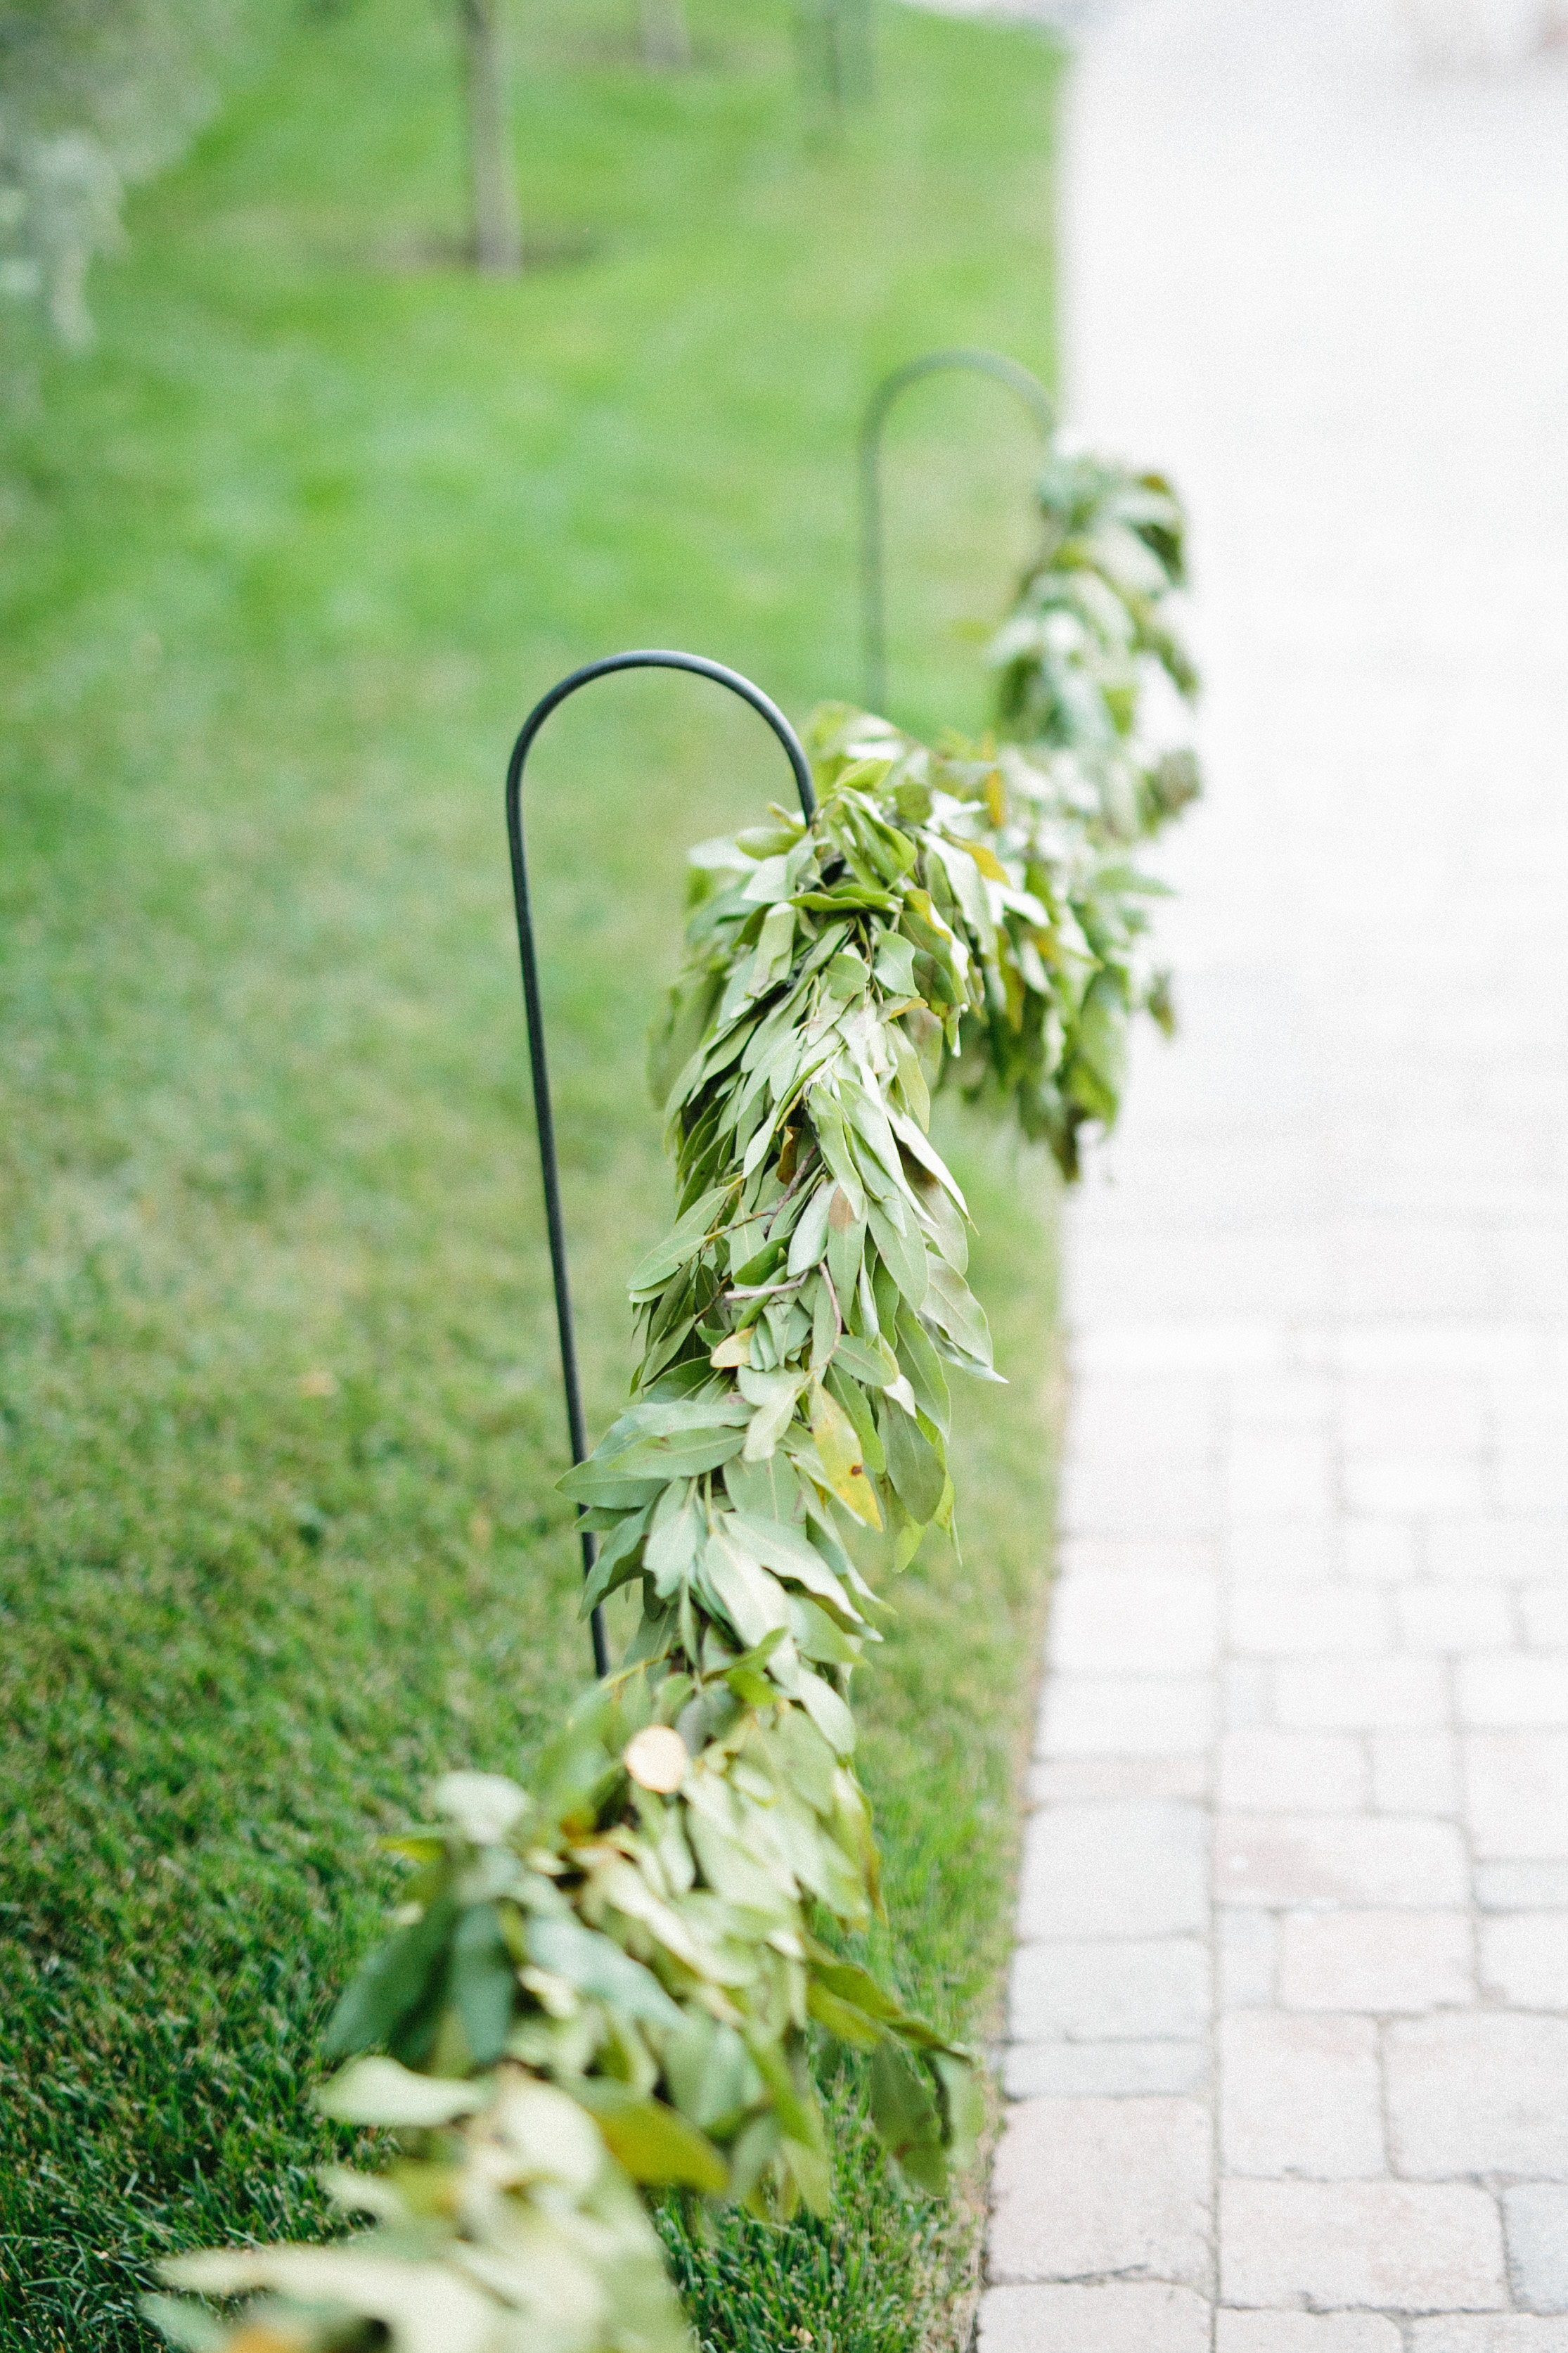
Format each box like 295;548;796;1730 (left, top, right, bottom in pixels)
859;348;1056;718
505;650;818;1676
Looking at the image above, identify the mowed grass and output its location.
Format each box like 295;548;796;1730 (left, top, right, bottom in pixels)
0;6;1063;2346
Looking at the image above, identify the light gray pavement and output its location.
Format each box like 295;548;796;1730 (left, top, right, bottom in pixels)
979;3;1568;2344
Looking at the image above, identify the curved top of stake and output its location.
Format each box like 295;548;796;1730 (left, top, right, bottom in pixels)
859;348;1057;715
506;648;816;826
859;346;1056;453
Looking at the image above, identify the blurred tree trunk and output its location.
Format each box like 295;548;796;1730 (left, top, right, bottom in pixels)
638;0;690;69
457;0;521;274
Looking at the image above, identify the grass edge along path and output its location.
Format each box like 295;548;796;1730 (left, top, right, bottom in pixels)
0;6;1065;2346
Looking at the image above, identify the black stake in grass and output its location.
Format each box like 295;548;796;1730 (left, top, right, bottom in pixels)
505;650;817;1676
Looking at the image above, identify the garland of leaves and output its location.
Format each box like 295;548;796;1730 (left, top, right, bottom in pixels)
989;439;1201;845
147;442;1200;2353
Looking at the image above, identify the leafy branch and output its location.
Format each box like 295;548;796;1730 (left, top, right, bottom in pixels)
145;698;1187;2352
989;440;1203;845
145;437;1200;2353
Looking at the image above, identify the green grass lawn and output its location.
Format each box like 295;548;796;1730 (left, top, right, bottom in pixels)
0;5;1063;2345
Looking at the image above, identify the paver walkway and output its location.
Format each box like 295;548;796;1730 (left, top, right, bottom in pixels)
978;4;1568;2345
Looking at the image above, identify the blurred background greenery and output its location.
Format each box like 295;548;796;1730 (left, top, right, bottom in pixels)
0;5;1064;2345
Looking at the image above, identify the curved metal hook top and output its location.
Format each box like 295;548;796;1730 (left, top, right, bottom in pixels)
859;347;1057;718
504;650;816;1679
860;347;1056;451
507;649;816;831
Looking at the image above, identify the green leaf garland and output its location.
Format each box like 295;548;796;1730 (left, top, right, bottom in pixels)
146;440;1202;2353
989;439;1204;844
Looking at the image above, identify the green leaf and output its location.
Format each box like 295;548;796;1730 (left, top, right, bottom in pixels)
555;1466;668;1508
808;1954;915;2028
527;1915;682;2028
722;1449;804;1524
728;2110;784;2208
601;1395;752;1445
866;1197;927;1312
809;1267;839;1369
786;1590;859;1667
731;1232;785;1286
921;1257;996;1371
795;884;895;914
700;1519;792;1647
746;900;797;999
563;1424;748;1497
571;2081;729;2193
885;1103;966;1213
771;1702;840;1815
581;1501;655;1613
824;1361;885;1477
825;1186;866;1303
832;1332;895;1389
743;2032;830;2215
317;2057;490;2129
740;852;792;904
738;1366;807;1462
873;932;919;997
809;1093;866;1220
662;2009;761;2135
686;1809;794;1918
451;1901;518;2068
321;1892;458;2062
783;2135;833;2218
1067;970;1127;1118
868;2043;948;2193
807;1981;885;2050
895;1300;951;1436
642;1487;702;1601
932;2047;987;2173
727;1509;862;1622
139;2296;226;2353
785;1661;856;1757
786;1181;833;1275
841;1077;914;1207
626;1182;734;1301
879;1395;946;1524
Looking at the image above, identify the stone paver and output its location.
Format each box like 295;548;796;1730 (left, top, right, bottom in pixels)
1503;2186;1568;2316
1017;1800;1209;1937
1216;2322;1402;2353
988;2096;1212;2284
1220;2182;1508;2313
968;0;1568;2340
1010;1935;1212;2039
1278;1909;1474;2014
1482;1913;1568;2006
1214;1813;1470;1910
979;2282;1213;2353
1220;2010;1384;2180
1387;2015;1568;2178
1408;2328;1568;2353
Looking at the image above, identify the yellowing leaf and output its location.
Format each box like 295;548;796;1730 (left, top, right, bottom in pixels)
809;1379;882;1530
956;837;1008;883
